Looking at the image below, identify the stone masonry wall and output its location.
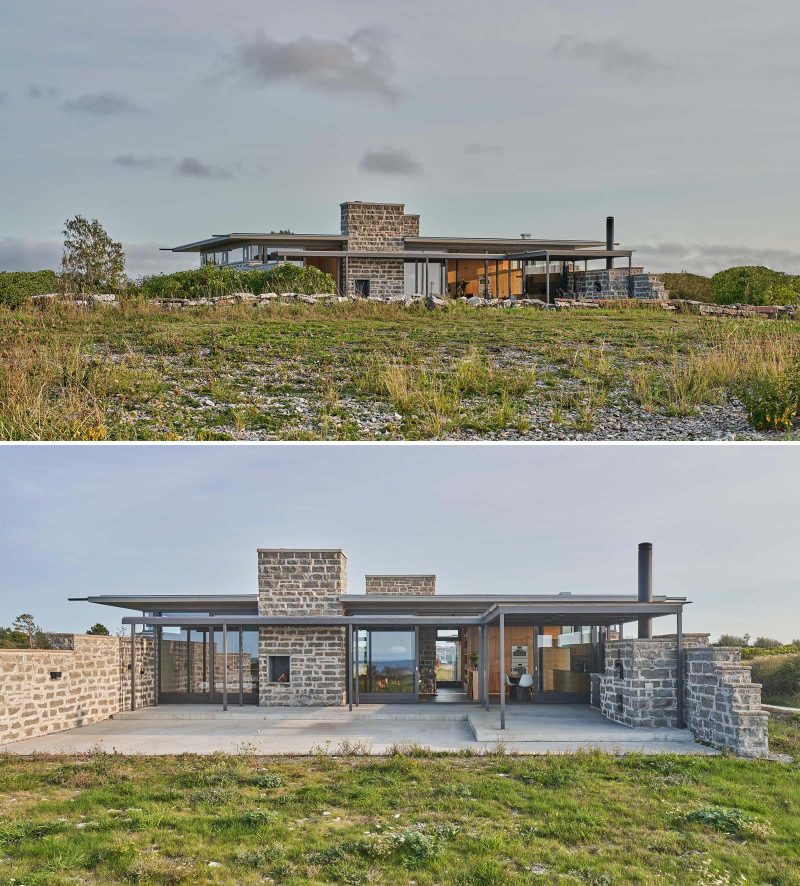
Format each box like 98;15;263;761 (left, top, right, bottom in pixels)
600;635;768;757
567;268;667;300
365;575;436;596
0;634;155;746
257;549;347;706
684;647;769;758
600;638;682;728
418;626;437;697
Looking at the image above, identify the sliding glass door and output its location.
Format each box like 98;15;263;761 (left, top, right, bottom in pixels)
159;626;259;704
356;629;417;702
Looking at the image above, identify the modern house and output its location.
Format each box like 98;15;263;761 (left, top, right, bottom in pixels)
168;201;667;302
59;544;768;756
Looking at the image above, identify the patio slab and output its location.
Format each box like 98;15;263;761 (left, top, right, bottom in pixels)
2;704;716;756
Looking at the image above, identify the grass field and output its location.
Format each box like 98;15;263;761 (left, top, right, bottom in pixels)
1;301;799;441
0;717;798;885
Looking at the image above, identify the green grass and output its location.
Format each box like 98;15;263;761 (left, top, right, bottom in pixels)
0;725;798;885
1;300;798;440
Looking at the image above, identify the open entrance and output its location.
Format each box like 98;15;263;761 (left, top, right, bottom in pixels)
159;626;259;704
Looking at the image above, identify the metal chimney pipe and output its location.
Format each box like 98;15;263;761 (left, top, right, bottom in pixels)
638;542;653;638
606;216;615;270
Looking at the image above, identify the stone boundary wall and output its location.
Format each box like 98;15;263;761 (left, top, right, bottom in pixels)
258;549;347;706
365;575;436;596
0;634;155;746
684;647;769;758
567;268;667;300
600;636;769;757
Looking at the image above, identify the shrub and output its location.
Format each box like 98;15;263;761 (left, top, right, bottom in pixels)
738;360;800;431
748;653;800;706
752;637;784;649
741;644;800;659
709;266;800;306
714;634;750;647
0;270;58;308
659;272;712;302
140;263;336;300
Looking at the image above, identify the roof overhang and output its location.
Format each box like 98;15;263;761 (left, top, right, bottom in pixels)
69;595;258;613
168;234;347;253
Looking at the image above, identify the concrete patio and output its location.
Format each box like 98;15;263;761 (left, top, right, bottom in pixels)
2;704;716;756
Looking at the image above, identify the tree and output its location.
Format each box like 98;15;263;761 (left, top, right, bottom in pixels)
752;637;783;649
61;215;125;293
86;623;110;636
715;633;751;647
12;613;39;648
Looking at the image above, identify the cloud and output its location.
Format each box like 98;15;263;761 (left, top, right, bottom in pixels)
463;143;503;155
61;91;147;116
113;154;171;170
552;36;662;76
175;156;233;179
112;154;234;179
28;84;59;100
231;27;400;103
634;241;800;276
0;236;196;278
359;147;422;176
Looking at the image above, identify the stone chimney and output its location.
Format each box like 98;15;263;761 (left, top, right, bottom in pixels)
257;549;347;616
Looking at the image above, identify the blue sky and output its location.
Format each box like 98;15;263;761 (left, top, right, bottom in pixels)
1;444;797;641
1;0;800;277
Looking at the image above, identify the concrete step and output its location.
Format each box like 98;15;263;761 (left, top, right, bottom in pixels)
467;712;697;744
113;705;469;723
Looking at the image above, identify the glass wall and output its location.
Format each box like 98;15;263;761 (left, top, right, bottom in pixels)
357;629;416;699
158;626;259;704
536;626;599;701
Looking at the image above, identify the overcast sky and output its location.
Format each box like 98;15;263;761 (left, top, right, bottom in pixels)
1;444;797;641
1;0;800;277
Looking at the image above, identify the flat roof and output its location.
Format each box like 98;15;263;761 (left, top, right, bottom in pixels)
77;592;687;624
168;234;613;255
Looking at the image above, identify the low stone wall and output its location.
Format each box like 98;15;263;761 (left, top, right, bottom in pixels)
685;647;769;758
599;635;769;757
0;634;155;746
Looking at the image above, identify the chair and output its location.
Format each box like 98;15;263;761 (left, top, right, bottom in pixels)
504;673;513;699
518;672;534;701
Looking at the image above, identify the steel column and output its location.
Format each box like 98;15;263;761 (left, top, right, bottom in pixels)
545;252;550;305
507;261;511;299
354;626;360;707
154;625;160;706
676;609;685;728
499;613;506;730
484;257;489;298
347;623;353;711
628;254;633;298
483;623;490;711
222;623;228;712
130;622;136;711
238;627;244;707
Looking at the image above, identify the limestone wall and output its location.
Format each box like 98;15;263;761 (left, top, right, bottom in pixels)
567;268;667;300
258;549;347;706
0;634;155;746
365;575;436;596
600;635;769;757
684;647;769;758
